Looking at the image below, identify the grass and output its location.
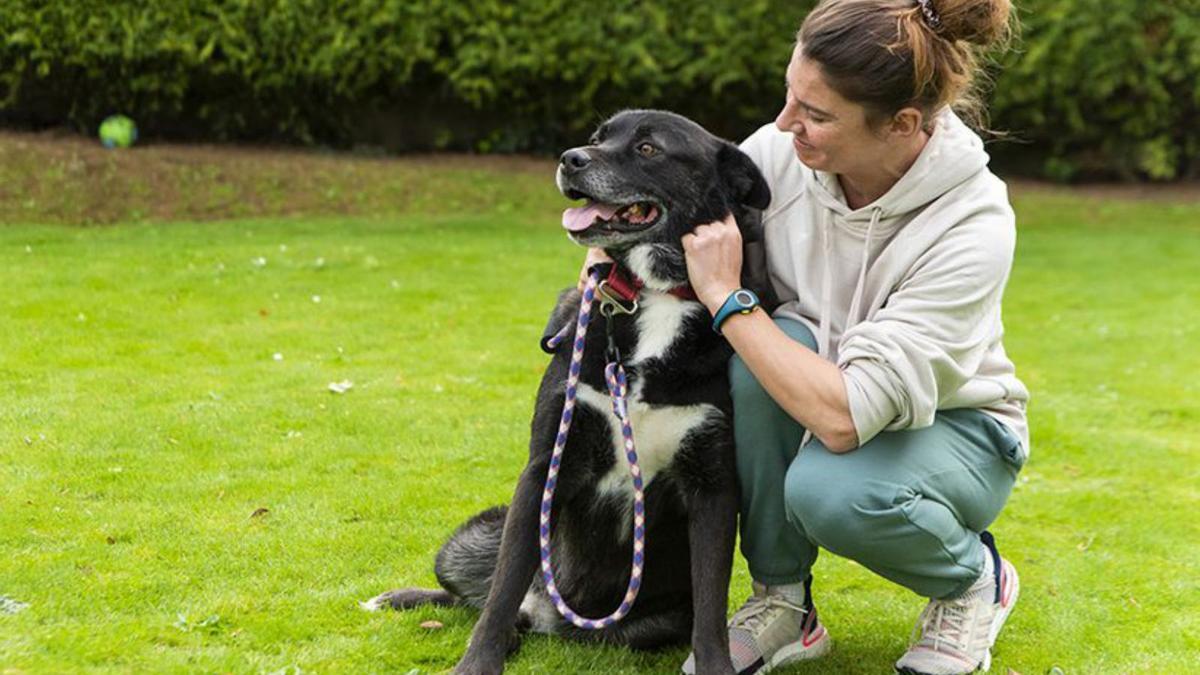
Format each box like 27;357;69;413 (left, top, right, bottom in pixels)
1;135;1199;673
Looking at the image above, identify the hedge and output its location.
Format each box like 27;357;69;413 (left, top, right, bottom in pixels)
1;0;1197;180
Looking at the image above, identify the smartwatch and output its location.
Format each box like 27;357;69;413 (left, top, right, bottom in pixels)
711;288;760;334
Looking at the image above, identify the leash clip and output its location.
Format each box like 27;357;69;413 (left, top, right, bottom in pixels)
596;280;639;316
603;308;621;364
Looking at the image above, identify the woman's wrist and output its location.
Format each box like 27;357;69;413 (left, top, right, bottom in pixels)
700;284;740;316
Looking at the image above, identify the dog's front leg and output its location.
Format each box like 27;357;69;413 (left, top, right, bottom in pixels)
686;476;739;675
452;459;547;675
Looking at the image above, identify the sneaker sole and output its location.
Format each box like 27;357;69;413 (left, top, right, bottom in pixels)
760;627;833;673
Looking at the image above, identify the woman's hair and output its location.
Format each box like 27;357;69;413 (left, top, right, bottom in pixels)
797;0;1015;131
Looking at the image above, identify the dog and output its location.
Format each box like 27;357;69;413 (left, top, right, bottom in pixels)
365;110;775;675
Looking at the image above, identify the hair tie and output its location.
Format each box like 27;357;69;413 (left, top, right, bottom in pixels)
915;0;943;30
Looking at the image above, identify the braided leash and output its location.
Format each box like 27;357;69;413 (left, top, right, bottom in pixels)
540;268;646;629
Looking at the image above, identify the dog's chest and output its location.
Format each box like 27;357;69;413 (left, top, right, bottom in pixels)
628;292;701;363
576;294;718;495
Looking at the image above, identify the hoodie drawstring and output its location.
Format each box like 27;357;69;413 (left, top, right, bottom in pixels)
847;207;882;329
802;206;881;449
816;210;835;360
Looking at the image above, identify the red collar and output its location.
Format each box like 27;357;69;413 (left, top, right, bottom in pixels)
600;263;698;303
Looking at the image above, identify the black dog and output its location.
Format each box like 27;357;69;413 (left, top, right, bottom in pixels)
366;110;774;675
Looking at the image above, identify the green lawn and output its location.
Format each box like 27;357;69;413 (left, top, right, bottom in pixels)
1;157;1198;674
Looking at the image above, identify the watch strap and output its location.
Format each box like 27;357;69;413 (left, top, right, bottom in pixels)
711;288;760;334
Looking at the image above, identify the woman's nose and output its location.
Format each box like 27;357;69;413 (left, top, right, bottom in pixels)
775;104;802;134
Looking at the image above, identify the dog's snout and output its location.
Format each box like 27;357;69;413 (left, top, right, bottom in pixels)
560;148;591;171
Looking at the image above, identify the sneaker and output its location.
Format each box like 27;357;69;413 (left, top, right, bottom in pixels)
894;531;1020;674
681;576;831;675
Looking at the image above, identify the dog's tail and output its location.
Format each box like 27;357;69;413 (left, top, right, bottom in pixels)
360;587;460;612
361;505;508;612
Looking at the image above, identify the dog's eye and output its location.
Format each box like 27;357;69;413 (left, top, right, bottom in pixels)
637;142;658;157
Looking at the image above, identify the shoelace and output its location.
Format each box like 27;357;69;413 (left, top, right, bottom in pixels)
729;594;807;634
909;595;990;655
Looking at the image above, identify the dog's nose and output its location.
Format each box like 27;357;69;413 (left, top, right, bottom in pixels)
560;148;591;171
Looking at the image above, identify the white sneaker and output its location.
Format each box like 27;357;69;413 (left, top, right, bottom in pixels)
894;534;1020;674
682;577;831;675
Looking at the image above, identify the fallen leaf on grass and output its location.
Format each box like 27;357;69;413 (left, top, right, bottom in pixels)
175;614;223;633
328;380;353;394
419;620;444;630
0;596;30;615
250;508;270;519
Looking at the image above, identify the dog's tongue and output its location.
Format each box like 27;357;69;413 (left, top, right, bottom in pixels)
562;202;620;232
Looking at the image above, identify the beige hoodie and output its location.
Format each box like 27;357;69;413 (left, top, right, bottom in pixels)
740;109;1030;457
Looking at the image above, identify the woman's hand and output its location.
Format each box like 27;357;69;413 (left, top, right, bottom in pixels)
681;214;744;314
577;247;613;291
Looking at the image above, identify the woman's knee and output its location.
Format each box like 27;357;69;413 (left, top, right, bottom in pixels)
784;453;895;553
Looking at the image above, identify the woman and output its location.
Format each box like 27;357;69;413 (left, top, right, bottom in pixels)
676;0;1029;673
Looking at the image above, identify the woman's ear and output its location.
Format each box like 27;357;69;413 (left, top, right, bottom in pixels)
889;107;925;138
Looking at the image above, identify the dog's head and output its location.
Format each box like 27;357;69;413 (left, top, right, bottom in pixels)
556;110;770;286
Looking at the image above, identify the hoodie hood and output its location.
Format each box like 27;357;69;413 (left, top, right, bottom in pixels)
801;109;992;372
805;108;991;230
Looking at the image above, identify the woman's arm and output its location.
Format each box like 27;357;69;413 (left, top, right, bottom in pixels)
683;215;858;452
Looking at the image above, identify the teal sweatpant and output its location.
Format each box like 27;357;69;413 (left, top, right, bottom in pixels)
731;317;1024;600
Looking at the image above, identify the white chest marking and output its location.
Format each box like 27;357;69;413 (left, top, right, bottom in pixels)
575;383;718;496
630;293;704;364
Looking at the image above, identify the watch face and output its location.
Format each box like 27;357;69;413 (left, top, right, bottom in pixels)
734;290;756;307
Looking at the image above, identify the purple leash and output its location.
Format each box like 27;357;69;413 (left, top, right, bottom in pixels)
540;268;646;629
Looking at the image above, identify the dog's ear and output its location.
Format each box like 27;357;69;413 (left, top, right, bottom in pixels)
718;142;771;211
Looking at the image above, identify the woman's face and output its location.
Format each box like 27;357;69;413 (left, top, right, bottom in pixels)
775;44;891;175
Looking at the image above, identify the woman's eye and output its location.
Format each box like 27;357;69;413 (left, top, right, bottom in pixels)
637;143;658;157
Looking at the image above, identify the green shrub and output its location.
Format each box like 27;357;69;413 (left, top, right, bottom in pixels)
990;0;1200;180
1;0;1196;180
